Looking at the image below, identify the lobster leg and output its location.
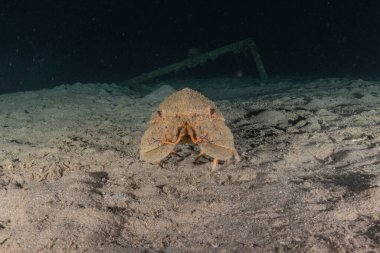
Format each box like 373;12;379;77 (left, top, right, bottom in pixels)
195;150;206;161
211;158;218;172
161;128;186;145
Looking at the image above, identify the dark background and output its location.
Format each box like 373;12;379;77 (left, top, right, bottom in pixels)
0;0;379;93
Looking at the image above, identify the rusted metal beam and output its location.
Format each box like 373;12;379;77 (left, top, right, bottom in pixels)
120;38;267;86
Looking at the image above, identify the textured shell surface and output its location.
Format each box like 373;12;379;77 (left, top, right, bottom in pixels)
154;88;224;119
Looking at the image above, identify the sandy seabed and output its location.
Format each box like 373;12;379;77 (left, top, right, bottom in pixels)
0;78;380;252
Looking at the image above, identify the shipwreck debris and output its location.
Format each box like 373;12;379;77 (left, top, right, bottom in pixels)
120;38;268;86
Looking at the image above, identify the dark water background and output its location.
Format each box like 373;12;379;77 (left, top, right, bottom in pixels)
0;0;379;94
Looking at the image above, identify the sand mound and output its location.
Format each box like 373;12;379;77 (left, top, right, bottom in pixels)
1;78;380;252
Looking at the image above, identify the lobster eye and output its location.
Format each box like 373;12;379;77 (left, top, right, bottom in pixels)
209;108;215;116
157;110;162;118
